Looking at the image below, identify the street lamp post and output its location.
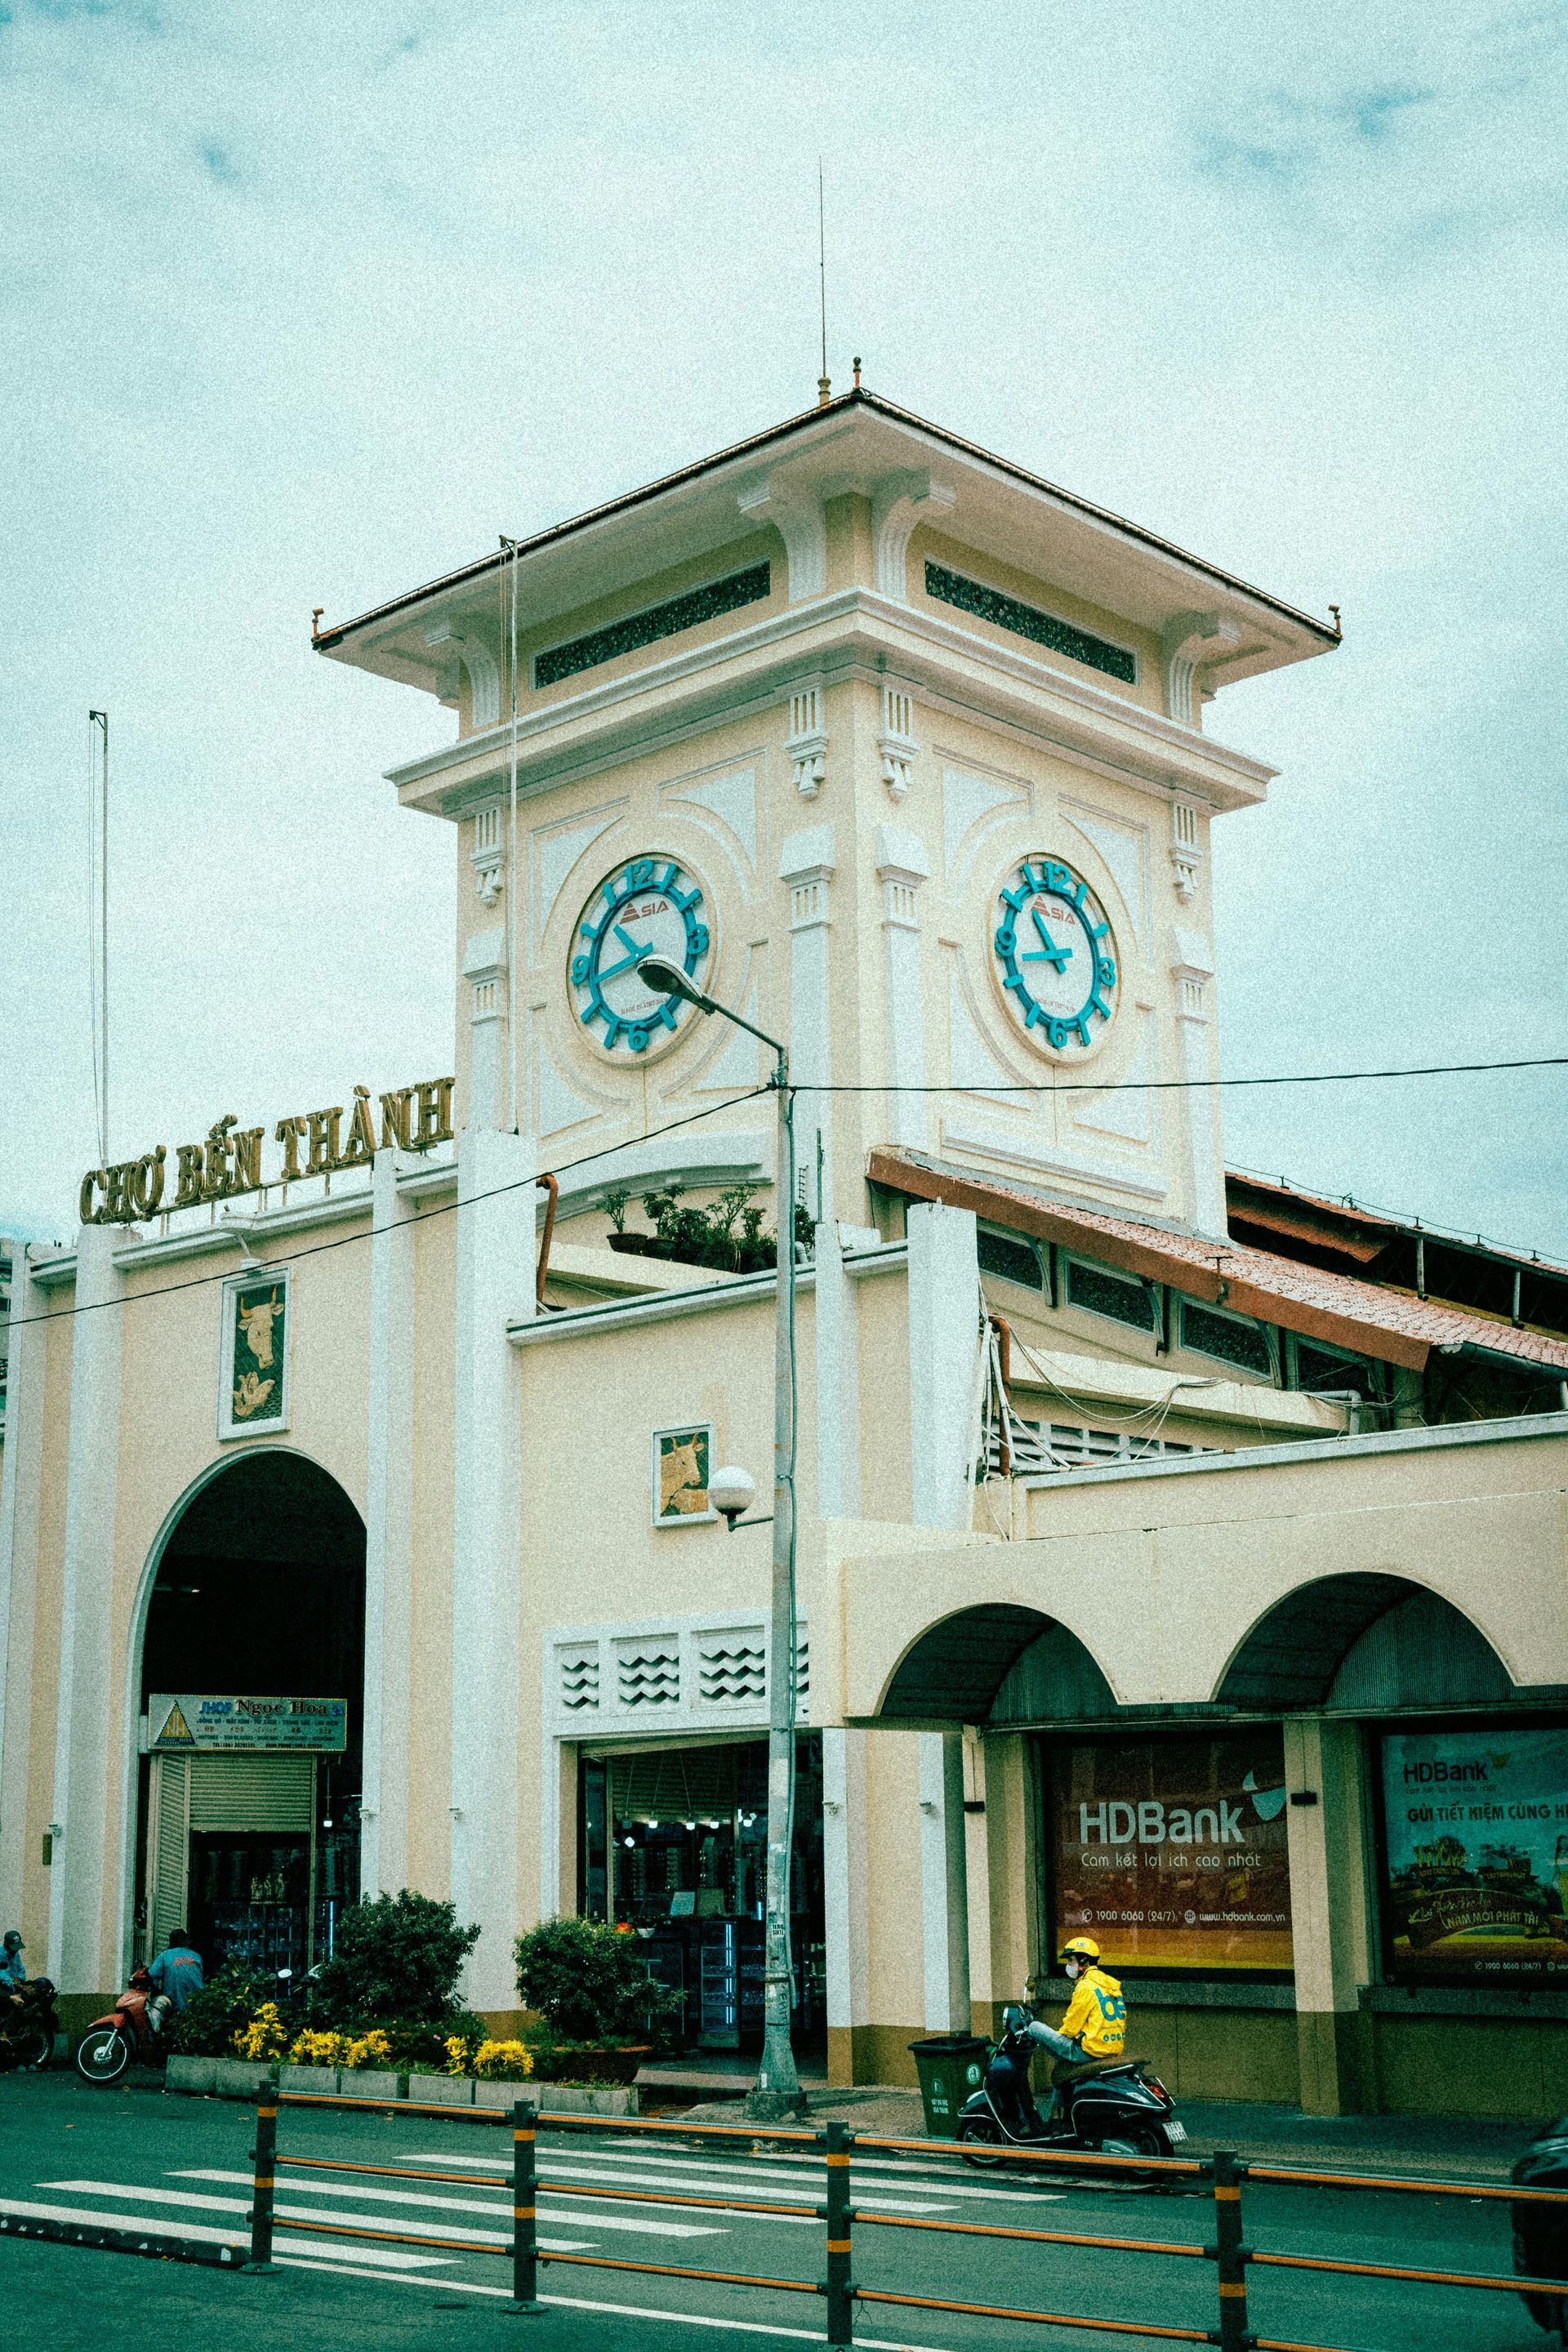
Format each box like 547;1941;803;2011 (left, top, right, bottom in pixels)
641;955;804;2119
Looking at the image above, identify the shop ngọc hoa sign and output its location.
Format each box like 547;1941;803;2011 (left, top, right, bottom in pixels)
78;1076;456;1226
147;1695;347;1753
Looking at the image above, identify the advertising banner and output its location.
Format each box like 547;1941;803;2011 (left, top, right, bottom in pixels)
148;1695;347;1753
1380;1725;1568;1980
1050;1733;1293;1972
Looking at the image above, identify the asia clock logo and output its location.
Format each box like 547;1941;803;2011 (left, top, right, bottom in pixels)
570;854;713;1053
991;855;1118;1052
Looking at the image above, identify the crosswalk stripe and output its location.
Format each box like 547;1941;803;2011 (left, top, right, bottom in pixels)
413;2147;956;2216
38;2180;591;2255
167;2167;723;2240
0;2196;446;2268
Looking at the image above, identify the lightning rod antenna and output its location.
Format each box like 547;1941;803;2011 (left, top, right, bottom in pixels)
87;708;109;1168
817;160;830;407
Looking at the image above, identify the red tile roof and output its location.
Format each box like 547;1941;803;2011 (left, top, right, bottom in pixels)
868;1150;1568;1377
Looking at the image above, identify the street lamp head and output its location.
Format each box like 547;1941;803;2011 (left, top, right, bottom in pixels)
708;1463;758;1528
640;954;712;1012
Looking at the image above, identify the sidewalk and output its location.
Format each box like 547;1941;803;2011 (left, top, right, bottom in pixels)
671;2083;1541;2181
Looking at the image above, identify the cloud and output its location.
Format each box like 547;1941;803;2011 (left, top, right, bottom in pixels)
0;0;1564;1255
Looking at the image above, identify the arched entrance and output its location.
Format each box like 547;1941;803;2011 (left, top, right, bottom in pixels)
134;1451;365;1977
1213;1572;1551;1713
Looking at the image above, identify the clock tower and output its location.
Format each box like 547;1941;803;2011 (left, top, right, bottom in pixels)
316;389;1336;1250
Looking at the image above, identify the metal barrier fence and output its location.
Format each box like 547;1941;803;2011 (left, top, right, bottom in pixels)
12;2073;1568;2348
247;2082;1568;2349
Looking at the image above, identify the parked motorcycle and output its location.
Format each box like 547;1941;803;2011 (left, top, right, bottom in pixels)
956;1993;1186;2167
74;1965;168;2086
0;1976;60;2071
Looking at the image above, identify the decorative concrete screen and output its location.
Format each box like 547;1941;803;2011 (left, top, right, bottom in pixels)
544;1612;809;1740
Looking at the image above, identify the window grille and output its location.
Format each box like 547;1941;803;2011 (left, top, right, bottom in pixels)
978;1228;1044;1290
1067;1258;1155;1330
536;564;771;688
1180;1298;1273;1375
924;561;1136;684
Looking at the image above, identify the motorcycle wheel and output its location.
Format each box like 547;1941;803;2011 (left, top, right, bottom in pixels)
11;2023;52;2071
1100;2123;1173;2160
956;2114;1007;2170
74;2027;131;2086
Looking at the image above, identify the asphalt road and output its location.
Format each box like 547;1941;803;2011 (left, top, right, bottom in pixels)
0;2071;1557;2352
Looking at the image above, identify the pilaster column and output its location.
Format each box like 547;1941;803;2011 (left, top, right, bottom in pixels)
1285;1717;1373;2114
361;1146;416;1899
822;1727;871;2083
920;1730;971;2031
875;825;930;1151
48;1227;125;1996
464;927;509;1135
1169;927;1226;1239
451;1125;535;2016
907;1201;979;1532
0;1251;46;1931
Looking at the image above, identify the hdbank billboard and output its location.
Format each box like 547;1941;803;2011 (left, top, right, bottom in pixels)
1049;1734;1293;1972
1381;1725;1568;1980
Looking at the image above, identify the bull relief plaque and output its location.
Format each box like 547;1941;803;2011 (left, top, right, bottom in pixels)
219;1268;290;1439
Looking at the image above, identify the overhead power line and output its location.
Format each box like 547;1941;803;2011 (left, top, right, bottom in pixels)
797;1054;1568;1094
11;1052;1566;1334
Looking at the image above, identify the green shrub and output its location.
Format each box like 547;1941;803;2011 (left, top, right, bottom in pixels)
172;1963;269;2057
514;1918;679;2044
309;1891;479;2029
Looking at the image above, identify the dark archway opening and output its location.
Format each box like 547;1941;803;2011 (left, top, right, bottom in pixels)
136;1451;366;1977
1214;1573;1557;1715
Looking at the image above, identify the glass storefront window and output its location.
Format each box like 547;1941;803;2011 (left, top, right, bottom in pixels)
578;1734;825;2051
1379;1722;1568;1981
1046;1731;1294;1974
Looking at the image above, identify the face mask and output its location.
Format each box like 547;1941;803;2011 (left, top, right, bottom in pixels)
1064;1959;1080;1980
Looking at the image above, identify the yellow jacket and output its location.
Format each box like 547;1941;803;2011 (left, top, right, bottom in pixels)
1059;1965;1127;2058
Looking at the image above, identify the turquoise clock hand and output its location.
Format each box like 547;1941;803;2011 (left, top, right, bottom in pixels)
598;934;655;985
613;923;644;956
1022;908;1072;972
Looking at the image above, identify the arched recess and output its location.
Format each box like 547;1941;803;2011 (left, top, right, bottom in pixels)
877;1605;1119;1726
1214;1572;1535;1713
131;1449;366;1975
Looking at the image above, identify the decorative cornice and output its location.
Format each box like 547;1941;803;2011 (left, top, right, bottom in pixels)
737;471;828;602
425;621;501;729
385;589;1279;819
1160;610;1243;727
871;469;956;600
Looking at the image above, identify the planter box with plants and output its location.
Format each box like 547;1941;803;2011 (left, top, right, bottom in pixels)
603;1182;812;1276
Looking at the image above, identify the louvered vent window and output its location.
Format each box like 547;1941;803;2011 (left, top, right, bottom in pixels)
990;1419;1212;1475
1295;1339;1375;1396
1181;1298;1273;1375
978;1228;1043;1290
1067;1258;1154;1330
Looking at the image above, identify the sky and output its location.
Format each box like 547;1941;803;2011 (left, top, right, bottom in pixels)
2;0;1566;1253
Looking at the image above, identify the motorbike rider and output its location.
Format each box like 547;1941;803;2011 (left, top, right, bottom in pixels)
1022;1935;1127;2072
1;1931;25;2007
145;1930;204;2034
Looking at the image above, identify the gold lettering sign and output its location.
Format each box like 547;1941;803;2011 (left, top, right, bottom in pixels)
78;1076;456;1227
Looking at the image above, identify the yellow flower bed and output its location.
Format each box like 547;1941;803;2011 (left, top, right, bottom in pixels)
232;2002;287;2061
473;2038;533;2081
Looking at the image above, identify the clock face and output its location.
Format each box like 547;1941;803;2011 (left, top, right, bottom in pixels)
991;855;1118;1052
570;854;713;1054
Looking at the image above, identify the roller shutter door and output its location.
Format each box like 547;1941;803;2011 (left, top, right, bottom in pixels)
187;1753;315;1833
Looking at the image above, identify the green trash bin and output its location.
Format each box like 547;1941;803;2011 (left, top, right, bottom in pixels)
908;2034;990;2138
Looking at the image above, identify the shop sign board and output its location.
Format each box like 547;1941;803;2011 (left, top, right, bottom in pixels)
148;1695;347;1753
1380;1724;1568;1980
1049;1732;1293;1972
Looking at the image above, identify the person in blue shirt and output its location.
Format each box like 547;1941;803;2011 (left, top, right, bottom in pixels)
1;1931;25;2002
146;1931;204;2032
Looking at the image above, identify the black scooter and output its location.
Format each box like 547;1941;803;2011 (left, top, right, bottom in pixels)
0;1976;61;2072
956;1995;1185;2167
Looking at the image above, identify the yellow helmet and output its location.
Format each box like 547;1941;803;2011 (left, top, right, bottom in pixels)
1059;1934;1101;1964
